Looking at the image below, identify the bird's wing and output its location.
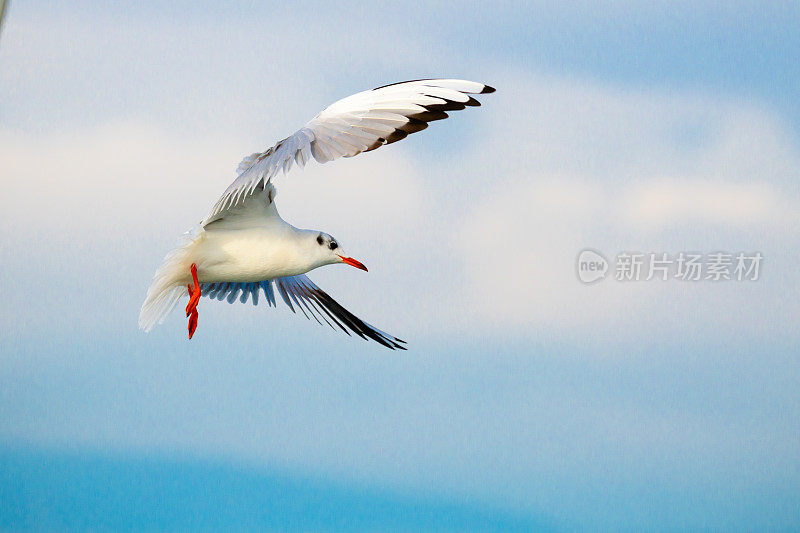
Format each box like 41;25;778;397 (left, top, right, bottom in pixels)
201;181;279;230
200;274;407;350
203;79;494;224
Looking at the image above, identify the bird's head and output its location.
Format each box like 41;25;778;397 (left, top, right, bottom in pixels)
309;231;368;271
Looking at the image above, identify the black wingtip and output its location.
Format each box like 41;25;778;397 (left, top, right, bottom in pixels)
481;84;496;94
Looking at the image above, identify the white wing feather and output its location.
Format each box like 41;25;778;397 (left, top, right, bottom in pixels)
203;79;494;224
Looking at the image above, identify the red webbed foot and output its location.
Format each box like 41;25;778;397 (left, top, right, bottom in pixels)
187;307;198;339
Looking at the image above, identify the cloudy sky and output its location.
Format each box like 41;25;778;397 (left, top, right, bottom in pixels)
1;1;799;530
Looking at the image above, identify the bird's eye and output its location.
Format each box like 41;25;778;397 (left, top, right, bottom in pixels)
329;241;338;250
317;235;324;245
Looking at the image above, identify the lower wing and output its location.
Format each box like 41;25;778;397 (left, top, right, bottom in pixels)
201;275;406;350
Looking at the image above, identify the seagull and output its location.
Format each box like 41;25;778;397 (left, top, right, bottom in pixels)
139;79;494;349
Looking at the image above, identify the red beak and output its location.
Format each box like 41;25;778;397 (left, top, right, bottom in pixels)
338;255;368;272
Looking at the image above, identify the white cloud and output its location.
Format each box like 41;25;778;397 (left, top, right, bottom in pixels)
442;73;800;338
621;179;789;228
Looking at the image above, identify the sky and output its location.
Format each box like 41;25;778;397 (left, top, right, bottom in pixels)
1;1;799;530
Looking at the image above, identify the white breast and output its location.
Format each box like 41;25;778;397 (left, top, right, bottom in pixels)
191;224;312;282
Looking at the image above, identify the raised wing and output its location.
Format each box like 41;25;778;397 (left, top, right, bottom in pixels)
200;274;407;350
202;181;279;230
205;79;495;223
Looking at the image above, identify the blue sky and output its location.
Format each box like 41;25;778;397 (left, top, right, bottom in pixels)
1;1;799;530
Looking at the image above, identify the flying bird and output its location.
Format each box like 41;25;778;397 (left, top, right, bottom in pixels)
139;79;494;349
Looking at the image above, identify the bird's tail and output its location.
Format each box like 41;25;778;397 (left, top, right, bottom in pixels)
138;227;203;332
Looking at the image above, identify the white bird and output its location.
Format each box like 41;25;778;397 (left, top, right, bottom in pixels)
139;78;494;349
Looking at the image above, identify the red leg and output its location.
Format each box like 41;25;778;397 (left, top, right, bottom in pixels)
185;263;201;339
185;264;201;316
185;264;200;315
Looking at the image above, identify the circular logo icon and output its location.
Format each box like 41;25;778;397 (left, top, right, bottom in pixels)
576;249;608;284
